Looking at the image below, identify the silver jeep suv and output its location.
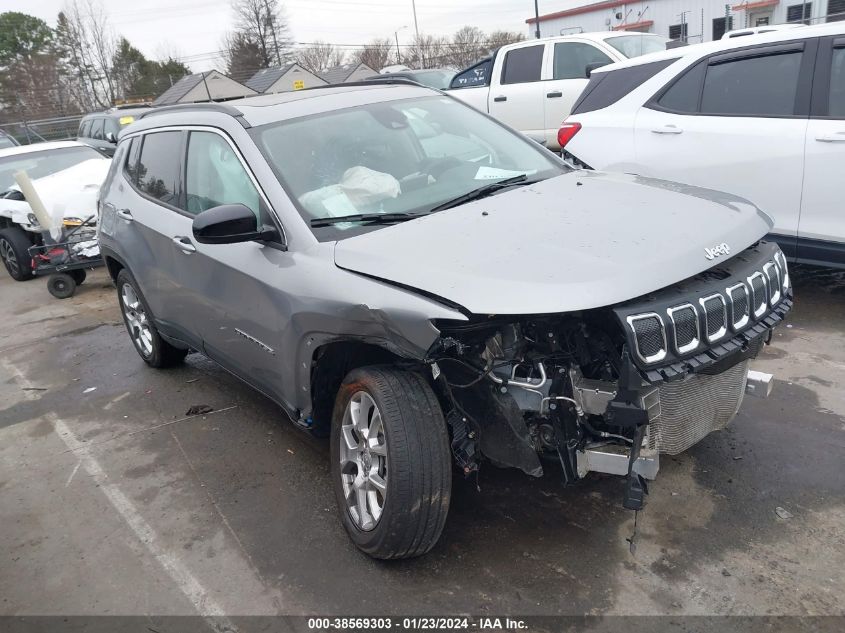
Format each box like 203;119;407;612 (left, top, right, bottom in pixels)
98;83;791;559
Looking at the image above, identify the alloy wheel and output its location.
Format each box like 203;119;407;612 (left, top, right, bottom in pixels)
120;283;153;357
0;238;19;276
339;391;389;531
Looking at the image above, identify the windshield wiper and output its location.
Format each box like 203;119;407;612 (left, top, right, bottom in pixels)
427;174;540;213
310;212;421;228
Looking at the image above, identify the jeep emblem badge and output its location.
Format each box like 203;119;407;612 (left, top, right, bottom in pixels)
705;243;730;260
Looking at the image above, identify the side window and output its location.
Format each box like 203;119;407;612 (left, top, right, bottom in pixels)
185;131;260;217
451;59;492;88
124;137;140;183
90;118;105;141
78;119;89;137
829;46;845;117
105;118;120;140
573;59;676;115
700;51;803;116
553;43;613;80
656;61;706;112
137;131;182;207
501;45;544;85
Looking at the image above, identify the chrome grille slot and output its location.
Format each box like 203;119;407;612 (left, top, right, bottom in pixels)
647;360;748;454
627;313;667;364
764;262;781;305
748;272;768;318
699;293;727;342
726;282;750;330
667;304;699;354
774;251;790;291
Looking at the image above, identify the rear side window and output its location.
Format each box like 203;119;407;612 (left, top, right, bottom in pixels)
571;59;676;114
829;46;845;117
657;61;706;112
501;45;544;85
451;58;493;89
137;131;182;207
700;51;803;115
104;118;120;140
78;119;89;137
553;42;613;80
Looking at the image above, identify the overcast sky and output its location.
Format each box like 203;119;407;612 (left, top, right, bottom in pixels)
19;0;555;70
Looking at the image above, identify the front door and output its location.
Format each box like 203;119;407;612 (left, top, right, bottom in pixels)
489;42;547;143
170;128;289;402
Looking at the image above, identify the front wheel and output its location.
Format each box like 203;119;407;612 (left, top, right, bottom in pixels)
0;227;34;281
330;367;451;559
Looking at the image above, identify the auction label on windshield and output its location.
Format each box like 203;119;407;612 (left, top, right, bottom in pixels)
307;617;529;631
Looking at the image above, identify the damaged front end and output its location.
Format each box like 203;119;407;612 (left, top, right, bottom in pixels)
427;242;792;510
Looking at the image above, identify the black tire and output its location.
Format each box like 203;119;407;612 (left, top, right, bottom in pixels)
47;273;76;299
0;226;35;281
69;269;87;285
330;367;451;559
116;268;188;368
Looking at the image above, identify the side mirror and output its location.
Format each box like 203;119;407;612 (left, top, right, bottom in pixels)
585;61;610;78
105;131;117;143
192;204;279;245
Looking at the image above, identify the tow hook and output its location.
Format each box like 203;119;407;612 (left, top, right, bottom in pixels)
746;370;774;398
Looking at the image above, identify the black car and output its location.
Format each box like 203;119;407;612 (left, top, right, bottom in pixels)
77;106;152;156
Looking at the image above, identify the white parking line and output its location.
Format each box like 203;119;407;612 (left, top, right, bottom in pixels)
2;359;238;631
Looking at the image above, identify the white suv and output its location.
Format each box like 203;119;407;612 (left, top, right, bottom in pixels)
559;22;845;268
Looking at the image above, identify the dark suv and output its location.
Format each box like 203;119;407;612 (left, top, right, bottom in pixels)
77;106;152;156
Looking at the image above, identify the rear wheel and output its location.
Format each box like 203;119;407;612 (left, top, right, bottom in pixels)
116;269;188;368
0;226;34;281
330;367;451;559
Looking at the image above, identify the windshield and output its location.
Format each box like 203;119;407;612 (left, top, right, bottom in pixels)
0;145;105;192
408;70;454;90
251;95;566;239
0;135;17;150
606;34;668;59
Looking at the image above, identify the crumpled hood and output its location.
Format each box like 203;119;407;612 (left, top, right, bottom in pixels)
333;170;774;315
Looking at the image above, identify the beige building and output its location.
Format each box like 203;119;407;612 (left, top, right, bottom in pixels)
153;71;257;106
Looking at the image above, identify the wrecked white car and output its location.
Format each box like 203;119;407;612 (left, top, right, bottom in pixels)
97;84;792;559
0;141;111;280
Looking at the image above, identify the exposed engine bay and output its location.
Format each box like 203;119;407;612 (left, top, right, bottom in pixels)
427;241;791;511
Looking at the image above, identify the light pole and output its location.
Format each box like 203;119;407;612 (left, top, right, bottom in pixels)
411;0;420;40
534;0;541;38
394;25;408;65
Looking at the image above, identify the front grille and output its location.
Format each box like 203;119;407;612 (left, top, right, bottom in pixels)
749;272;767;317
668;304;698;353
629;314;666;362
647;360;748;454
700;294;727;341
727;283;749;329
764;262;781;305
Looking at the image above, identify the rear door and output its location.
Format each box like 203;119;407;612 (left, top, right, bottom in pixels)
633;40;816;247
798;35;845;265
542;41;615;148
488;42;547;143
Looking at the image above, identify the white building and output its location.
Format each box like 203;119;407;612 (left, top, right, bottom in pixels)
527;0;845;44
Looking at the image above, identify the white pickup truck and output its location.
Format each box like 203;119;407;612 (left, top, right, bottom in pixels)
448;32;669;150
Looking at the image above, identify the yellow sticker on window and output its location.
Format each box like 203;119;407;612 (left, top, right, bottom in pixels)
119;116;135;125
293;80;305;90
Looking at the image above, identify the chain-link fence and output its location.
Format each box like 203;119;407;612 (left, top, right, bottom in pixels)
1;115;84;145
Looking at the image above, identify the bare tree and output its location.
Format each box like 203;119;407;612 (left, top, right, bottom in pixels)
407;33;449;69
294;41;346;73
447;26;487;69
483;30;526;56
354;38;393;73
230;0;291;67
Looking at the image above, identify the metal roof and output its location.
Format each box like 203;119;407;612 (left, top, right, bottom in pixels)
318;63;374;84
245;64;296;93
153;74;206;106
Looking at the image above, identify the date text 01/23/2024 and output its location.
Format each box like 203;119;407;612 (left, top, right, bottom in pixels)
307;617;528;630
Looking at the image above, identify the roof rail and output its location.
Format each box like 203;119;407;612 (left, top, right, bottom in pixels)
138;102;249;126
301;77;433;92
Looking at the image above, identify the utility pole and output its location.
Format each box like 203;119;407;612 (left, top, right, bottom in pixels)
411;0;420;40
265;0;282;66
394;25;407;65
534;0;541;38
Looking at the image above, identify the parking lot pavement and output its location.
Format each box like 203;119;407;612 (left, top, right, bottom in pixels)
1;267;843;618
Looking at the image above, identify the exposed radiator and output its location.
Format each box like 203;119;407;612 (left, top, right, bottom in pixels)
647;361;748;455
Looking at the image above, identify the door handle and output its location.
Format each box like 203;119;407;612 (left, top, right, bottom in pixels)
493;96;507;102
547;91;563;98
116;208;133;221
815;133;845;142
651;125;683;135
171;236;196;254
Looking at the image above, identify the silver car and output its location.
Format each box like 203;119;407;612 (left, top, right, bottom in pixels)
98;83;792;559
